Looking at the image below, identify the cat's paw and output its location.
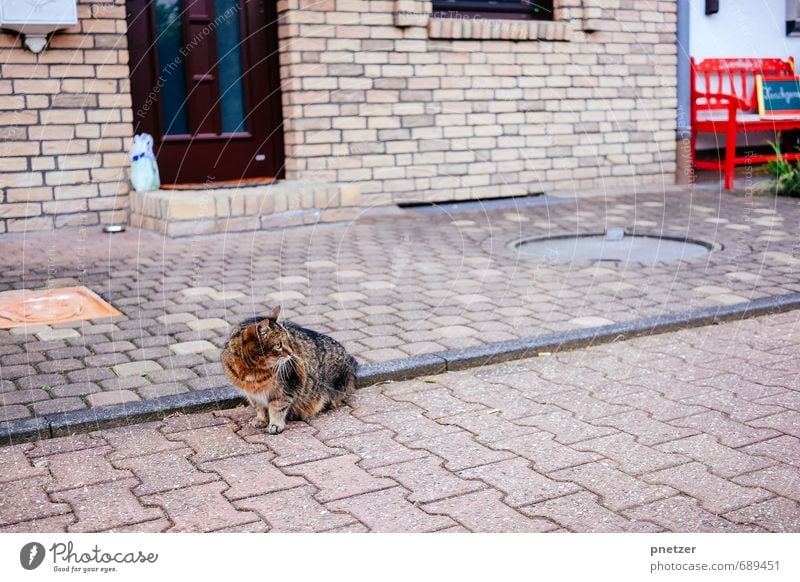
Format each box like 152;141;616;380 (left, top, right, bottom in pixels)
250;417;269;429
267;423;284;435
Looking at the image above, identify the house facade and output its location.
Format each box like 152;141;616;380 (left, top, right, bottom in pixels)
1;0;678;235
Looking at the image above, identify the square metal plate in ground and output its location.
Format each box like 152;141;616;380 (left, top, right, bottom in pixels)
0;286;121;329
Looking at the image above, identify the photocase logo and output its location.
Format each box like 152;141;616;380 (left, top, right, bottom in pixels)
20;542;46;570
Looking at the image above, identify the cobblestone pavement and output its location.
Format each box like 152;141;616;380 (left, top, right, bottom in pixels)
0;311;798;533
2;188;800;420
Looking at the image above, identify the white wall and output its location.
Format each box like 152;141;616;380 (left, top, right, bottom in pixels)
690;0;800;62
688;0;800;149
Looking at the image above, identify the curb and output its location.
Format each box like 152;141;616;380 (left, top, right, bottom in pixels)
3;292;800;444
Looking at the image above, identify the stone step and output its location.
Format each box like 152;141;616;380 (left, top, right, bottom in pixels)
130;180;361;237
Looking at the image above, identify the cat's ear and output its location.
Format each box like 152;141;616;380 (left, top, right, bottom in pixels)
266;305;281;321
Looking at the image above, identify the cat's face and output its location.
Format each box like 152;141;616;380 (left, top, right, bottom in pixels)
225;317;289;367
221;306;293;385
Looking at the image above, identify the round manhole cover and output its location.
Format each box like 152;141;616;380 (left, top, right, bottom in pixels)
513;229;717;265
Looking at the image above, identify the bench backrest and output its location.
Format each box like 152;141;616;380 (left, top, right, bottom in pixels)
691;57;795;112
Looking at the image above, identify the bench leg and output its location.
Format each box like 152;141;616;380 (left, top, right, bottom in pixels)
724;126;736;190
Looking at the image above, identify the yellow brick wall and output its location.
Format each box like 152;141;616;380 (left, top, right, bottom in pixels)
0;0;132;233
277;0;679;204
0;0;679;232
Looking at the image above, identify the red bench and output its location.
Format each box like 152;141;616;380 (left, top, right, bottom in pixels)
690;57;800;189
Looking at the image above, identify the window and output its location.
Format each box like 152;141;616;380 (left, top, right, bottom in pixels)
431;0;554;21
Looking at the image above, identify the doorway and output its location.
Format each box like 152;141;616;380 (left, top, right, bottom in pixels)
126;0;285;184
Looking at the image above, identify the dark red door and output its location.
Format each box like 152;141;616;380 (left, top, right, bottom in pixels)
126;0;284;184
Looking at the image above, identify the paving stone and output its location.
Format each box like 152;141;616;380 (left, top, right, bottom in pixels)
85;390;141;408
157;313;197;325
66;368;116;383
369;456;484;504
422;488;558;533
179;287;215;297
44;446;133;492
27;433;105;458
657;434;775;478
349;388;411;417
142;481;260;532
551;460;676;511
438;379;551;419
359;406;460;445
407;431;515;471
543;389;631;420
439;410;540;442
458;458;581;507
492;431;602;473
733;464;800;502
159;411;229;434
283;454;396;502
243;423;346;467
605;390;708;421
681;390;785;422
623;495;760;532
0;514;75;533
328;486;456;532
643;462;773;514
740;436;800;468
747;411;800;439
102;421;186;461
1;388;50;405
112;360;163;377
169;340;217;355
0;404;31;421
523;491;663;533
234;485;357;532
115;448;220;496
671;411;781;447
0;477;72;526
101;518;172;533
136;382;190;400
187;318;229;331
755;389;800;411
575;433;689;474
327;429;426;469
201;452;306;500
1;364;36;380
35;328;80;341
37;359;84;373
515;410;617;444
209;290;246;300
93;340;136;354
166;423;267;463
306;407;383;441
391;387;488;419
31;397;87;416
592;410;699;445
724;497;800;533
0;444;48;484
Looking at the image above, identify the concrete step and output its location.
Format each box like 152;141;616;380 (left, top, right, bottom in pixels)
130;180;362;237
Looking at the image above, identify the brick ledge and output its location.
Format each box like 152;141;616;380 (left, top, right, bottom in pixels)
129;181;362;237
428;17;570;41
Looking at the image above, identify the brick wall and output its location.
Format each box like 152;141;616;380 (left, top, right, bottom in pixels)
0;0;678;234
277;0;678;204
0;0;132;233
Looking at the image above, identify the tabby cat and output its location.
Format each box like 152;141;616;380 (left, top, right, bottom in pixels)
221;306;357;434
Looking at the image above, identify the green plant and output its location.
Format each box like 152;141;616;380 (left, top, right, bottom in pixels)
767;141;800;197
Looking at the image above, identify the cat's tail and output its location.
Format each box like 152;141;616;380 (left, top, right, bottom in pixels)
347;354;359;374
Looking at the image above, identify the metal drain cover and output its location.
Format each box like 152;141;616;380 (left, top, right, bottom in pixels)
513;230;715;265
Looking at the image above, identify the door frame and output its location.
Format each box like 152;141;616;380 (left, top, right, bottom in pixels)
125;0;285;184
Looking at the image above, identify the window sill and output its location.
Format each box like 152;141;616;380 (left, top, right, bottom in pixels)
427;16;569;41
